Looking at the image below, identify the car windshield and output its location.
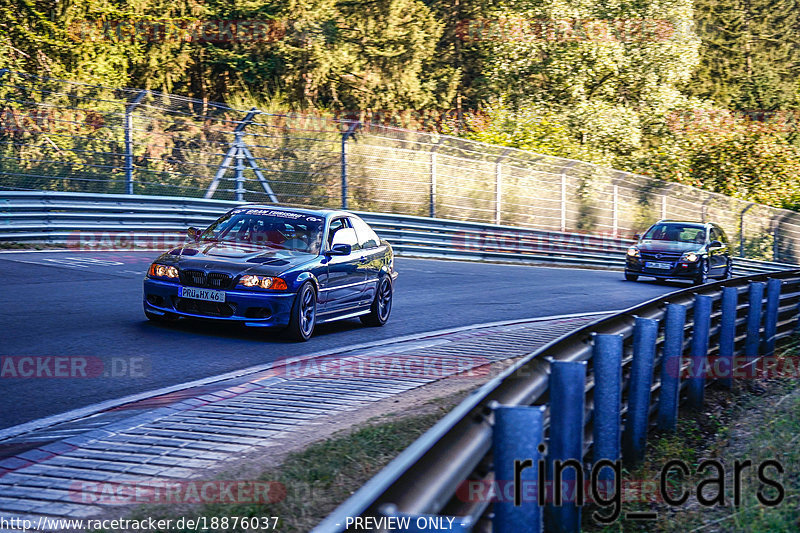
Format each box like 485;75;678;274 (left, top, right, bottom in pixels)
643;223;706;244
200;208;325;254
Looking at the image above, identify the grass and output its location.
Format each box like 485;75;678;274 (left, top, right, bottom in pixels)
584;340;800;532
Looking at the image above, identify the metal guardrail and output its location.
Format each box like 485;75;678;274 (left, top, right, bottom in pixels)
0;191;794;276
316;269;800;532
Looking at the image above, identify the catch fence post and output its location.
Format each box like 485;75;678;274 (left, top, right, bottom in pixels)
657;304;687;431
124;90;147;194
341;122;359;209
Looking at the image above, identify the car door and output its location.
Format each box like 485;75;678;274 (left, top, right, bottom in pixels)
318;218;365;315
349;216;382;305
708;226;727;273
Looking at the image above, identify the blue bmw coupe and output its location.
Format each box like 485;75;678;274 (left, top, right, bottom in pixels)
143;205;397;340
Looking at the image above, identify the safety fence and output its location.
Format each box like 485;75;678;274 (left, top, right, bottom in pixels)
0;191;795;276
2;71;800;262
316;269;800;532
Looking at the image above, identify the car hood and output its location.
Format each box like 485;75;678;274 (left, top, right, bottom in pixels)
159;241;317;276
636;240;704;253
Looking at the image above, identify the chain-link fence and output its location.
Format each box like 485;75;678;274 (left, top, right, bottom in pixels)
2;70;799;262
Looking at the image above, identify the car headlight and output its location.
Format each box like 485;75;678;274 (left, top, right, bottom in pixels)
627;247;640;257
148;263;179;279
238;275;288;290
682;252;699;262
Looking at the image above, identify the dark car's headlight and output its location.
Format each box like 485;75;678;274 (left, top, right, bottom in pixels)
627;247;640;257
238;275;288;290
681;252;700;262
148;263;179;279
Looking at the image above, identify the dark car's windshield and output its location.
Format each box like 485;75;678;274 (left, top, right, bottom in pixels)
643;223;706;244
201;208;325;254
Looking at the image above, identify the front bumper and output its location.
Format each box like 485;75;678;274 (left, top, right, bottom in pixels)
625;257;702;279
143;278;296;327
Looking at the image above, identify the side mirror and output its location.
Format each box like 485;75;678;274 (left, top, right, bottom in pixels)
327;243;351;256
633;233;641;240
187;227;200;241
709;240;723;250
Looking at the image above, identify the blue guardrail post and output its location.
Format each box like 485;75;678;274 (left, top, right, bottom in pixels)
592;334;623;479
657;304;687;431
622;317;658;464
717;287;738;389
745;281;765;360
687;294;713;409
493;405;546;533
762;278;781;358
545;360;587;533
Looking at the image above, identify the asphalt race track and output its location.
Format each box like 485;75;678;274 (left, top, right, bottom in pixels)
0;251;684;430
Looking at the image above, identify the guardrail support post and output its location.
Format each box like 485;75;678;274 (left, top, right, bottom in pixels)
762;278;781;358
687;294;713;409
545;360;586;533
657;304;687;431
622;317;658;464
745;282;765;360
718;287;738;389
493;405;546;533
592;334;623;477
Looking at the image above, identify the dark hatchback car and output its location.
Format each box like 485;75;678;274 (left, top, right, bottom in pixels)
625;220;732;285
143;206;397;340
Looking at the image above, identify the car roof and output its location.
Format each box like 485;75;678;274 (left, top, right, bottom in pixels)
652;220;710;227
232;204;352;219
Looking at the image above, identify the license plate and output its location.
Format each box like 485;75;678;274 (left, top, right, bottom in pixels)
179;286;226;302
645;261;672;270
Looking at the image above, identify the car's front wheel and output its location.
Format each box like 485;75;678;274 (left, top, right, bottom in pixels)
625;271;639;282
361;276;393;327
693;259;709;285
286;282;317;341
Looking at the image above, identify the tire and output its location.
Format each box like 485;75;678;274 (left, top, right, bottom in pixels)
693;259;709;285
361;276;393;327
145;310;177;322
286;282;317;341
624;272;639;282
722;259;733;279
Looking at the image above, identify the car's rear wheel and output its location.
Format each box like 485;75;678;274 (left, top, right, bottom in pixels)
625;272;639;282
361;276;393;327
722;259;733;279
286;282;316;341
693;259;709;285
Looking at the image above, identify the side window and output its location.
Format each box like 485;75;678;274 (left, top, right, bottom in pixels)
327;218;345;248
350;217;380;249
710;227;721;243
715;227;729;244
328;218;360;251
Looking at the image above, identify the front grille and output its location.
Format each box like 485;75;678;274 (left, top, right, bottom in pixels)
175;298;235;317
640;251;683;261
179;270;233;289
